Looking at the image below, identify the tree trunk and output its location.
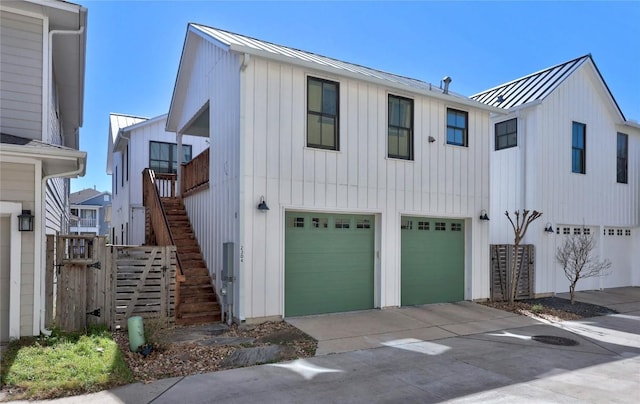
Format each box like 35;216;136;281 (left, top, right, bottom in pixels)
569;284;576;304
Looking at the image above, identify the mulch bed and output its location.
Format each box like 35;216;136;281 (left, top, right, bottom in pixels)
481;296;617;322
113;321;317;383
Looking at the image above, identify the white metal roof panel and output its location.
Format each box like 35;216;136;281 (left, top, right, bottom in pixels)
191;24;446;95
109;113;147;142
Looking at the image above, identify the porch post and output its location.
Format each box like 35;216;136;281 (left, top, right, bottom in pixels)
176;132;183;197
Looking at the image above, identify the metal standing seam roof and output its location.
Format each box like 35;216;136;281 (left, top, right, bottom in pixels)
190;24;464;99
470;55;593;110
109;113;148;143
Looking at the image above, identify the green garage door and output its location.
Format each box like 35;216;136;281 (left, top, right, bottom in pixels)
285;212;375;317
401;217;465;306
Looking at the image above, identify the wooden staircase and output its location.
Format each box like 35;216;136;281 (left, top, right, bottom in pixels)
161;197;221;326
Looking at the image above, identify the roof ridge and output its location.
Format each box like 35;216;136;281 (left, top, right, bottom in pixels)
189;23;432;88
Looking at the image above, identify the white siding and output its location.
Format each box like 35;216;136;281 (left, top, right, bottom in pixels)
0;10;43;140
0;162;36;336
181;39;242;319
490;64;640;295
109;116;209;245
45;177;67;234
239;58;492;320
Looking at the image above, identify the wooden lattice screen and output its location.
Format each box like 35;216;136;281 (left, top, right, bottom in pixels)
46;237;177;332
490;244;535;301
112;246;177;330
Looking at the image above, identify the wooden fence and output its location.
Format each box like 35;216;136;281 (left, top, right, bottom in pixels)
490;244;535;301
45;235;177;332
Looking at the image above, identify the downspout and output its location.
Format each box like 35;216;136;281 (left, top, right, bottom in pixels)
40;158;86;335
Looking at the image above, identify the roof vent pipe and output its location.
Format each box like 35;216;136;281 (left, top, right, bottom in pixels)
442;76;452;94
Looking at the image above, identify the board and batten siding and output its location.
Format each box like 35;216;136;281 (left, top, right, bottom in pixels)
0;162;36;336
239;57;492;320
110;116;209;245
179;39;242;318
490;64;640;295
0;10;43;140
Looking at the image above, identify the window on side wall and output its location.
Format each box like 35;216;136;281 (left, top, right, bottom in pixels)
572;122;586;174
149;141;192;174
307;77;339;150
447;108;468;147
388;94;414;160
495;118;517;150
617;132;628;184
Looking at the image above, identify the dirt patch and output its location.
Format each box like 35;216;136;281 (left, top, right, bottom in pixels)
113;321;317;382
481;297;617;322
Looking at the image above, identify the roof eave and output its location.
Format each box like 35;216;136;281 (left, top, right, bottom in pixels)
229;44;507;115
0;144;87;177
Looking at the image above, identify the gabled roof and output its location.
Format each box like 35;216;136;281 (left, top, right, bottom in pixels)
106;113;147;174
470;54;625;121
168;24;505;131
69;188;102;204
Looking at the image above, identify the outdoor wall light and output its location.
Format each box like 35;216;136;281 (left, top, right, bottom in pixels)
18;210;34;231
257;196;269;211
544;223;554;233
479;209;490;221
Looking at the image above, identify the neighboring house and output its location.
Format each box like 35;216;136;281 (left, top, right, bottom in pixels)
472;54;640;295
0;0;87;343
69;188;112;236
166;24;505;323
107;113;209;245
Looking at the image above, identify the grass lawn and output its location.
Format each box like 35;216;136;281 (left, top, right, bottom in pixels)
0;326;133;400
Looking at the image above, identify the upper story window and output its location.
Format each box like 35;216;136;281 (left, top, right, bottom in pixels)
447;108;468;147
495;118;517;150
572;122;586;174
149;141;192;174
388;94;414;160
307;77;339;150
617;132;628;184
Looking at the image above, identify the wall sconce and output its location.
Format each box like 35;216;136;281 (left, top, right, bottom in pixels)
544;223;554;233
18;209;34;231
257;196;269;211
428;136;436;143
479;209;490;221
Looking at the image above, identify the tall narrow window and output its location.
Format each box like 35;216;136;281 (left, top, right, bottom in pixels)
125;145;129;182
495;118;517;150
149;141;192;174
572;122;586;174
388;95;414;160
617;132;628;184
307;77;339;150
447;108;468;146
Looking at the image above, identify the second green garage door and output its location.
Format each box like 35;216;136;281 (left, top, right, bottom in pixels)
401;217;465;306
285;212;375;317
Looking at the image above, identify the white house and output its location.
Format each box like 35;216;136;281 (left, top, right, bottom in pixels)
107;113;209;245
471;54;640;295
0;0;87;344
69;188;111;237
166;24;505;323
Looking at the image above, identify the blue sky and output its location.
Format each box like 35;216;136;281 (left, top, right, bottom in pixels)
71;0;640;193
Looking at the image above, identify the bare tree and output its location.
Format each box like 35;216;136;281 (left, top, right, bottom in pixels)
556;229;611;304
505;209;543;303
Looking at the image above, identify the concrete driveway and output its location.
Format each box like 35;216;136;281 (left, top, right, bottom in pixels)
10;287;640;404
287;301;540;355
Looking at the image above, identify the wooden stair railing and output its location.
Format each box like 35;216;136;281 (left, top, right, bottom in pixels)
142;168;221;325
181;147;209;196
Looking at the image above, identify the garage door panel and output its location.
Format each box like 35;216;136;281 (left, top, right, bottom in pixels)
285;212;374;317
401;217;464;306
